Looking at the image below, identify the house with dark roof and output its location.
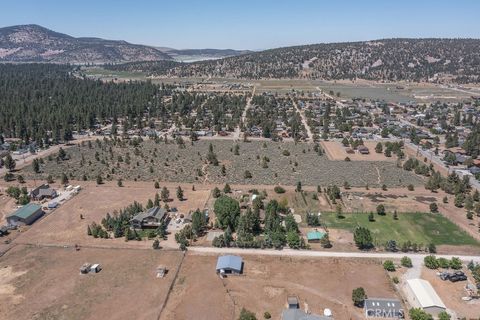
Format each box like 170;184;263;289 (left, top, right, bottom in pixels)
30;184;57;201
216;255;243;275
130;207;168;229
364;298;404;318
7;203;44;226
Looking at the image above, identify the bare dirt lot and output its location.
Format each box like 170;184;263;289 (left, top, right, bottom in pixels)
9;181;211;249
0;245;183;320
422;267;480;319
322;140;396;162
162;253;402;320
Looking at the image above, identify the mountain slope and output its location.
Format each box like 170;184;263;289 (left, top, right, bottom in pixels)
0;24;172;64
149;39;480;83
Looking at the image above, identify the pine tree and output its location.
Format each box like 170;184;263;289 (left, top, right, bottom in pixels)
176;186;184;201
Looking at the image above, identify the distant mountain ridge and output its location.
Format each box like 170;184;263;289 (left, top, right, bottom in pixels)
0;24;172;64
0;24;250;64
156;47;252;62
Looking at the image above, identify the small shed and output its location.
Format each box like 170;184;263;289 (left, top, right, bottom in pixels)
216;255;243;275
7;204;44;226
307;230;326;243
156;266;167;278
286;296;299;309
358;145;370;154
80;263;91;274
90;264;101;273
48;202;59;209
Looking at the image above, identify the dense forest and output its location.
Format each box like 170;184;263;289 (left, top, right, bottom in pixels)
111;39;480;83
0;64;170;144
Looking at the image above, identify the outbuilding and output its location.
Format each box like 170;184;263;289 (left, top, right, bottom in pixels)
216;255;243;275
406;279;446;317
307;230;326;243
7;204;44;226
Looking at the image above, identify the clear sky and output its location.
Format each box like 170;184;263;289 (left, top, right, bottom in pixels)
1;0;479;50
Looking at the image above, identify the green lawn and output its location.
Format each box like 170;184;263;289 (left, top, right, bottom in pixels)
322;212;479;247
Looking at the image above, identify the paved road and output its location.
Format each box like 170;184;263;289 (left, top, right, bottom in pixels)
188;246;480;263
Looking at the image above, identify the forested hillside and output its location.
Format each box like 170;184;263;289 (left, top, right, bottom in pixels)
0;64;168;143
118;39;480;83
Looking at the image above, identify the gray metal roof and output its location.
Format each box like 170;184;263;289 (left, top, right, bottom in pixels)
131;207;166;222
281;309;331;320
216;255;242;272
364;298;404;316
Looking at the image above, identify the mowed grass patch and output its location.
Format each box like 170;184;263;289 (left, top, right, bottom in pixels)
322;212;479;247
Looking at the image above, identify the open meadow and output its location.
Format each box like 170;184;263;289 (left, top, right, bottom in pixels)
322;211;479;248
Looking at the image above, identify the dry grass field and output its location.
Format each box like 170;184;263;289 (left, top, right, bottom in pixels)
0;245;183;320
162;253;402;320
9;181;210;249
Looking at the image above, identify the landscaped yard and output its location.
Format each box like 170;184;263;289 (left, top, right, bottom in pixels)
322;212;479;247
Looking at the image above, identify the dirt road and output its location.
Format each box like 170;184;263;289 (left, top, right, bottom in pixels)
188;246;480;263
291;98;313;142
234;86;255;140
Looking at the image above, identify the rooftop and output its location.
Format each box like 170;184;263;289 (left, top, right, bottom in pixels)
306;230;326;241
406;278;446;309
216;255;243;272
9;203;42;219
281;309;331;320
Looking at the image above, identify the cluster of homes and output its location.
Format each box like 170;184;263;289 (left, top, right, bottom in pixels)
2;184;82;232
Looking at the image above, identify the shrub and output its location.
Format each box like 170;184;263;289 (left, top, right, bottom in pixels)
383;260;396;272
424;255;439;269
401;256;413;268
274;186;286;194
449;257;462;270
437;257;450;269
352;287;366;307
376;204;386;215
407;184;415;191
429;202;438;213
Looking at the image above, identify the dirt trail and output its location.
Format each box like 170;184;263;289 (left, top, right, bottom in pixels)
234;86;255;140
291;98;313;142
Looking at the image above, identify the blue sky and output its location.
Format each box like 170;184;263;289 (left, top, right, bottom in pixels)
1;0;479;50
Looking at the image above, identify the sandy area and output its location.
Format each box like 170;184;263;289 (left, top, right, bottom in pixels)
162;253;402;320
9;181;211;249
0;245;183;320
422;267;480;319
